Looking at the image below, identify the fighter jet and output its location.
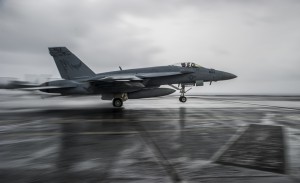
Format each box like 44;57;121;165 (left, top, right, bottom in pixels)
1;47;237;107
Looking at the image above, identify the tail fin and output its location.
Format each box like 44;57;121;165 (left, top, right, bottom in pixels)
48;47;96;80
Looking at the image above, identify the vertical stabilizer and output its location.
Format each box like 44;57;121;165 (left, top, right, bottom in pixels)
48;47;95;80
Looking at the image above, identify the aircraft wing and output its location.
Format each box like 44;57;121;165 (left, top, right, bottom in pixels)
94;75;143;82
136;72;186;78
21;85;76;91
88;71;190;82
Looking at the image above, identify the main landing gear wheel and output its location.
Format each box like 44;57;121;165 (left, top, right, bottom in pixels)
113;98;123;107
179;96;187;103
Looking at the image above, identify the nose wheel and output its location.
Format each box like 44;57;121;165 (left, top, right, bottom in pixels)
179;96;187;103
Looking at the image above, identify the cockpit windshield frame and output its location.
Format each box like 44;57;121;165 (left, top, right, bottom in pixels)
172;62;202;68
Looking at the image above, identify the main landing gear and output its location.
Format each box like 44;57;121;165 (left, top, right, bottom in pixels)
112;93;128;107
113;98;123;107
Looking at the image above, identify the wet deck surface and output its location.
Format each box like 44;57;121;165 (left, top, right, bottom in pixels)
0;93;300;182
215;124;285;174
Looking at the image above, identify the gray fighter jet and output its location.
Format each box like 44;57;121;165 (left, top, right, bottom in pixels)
2;47;237;107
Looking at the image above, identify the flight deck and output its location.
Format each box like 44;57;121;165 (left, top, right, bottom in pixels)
0;93;299;183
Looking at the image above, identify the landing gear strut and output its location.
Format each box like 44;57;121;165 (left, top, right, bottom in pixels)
179;85;187;103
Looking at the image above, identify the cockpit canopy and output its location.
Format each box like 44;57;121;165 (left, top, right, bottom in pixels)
172;62;202;68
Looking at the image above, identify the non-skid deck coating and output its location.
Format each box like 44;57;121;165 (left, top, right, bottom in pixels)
216;124;285;174
0;93;299;183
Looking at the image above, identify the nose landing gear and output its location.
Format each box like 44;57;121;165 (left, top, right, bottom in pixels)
169;84;192;103
179;85;189;103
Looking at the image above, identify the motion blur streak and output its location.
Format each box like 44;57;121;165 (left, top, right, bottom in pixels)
0;93;300;182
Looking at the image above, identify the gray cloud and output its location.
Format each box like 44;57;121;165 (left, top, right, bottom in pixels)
0;0;300;94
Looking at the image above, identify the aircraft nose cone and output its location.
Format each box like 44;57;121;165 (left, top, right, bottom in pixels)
221;72;237;80
228;73;237;79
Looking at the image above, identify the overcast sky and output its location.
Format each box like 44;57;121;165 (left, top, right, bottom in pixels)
1;0;300;94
